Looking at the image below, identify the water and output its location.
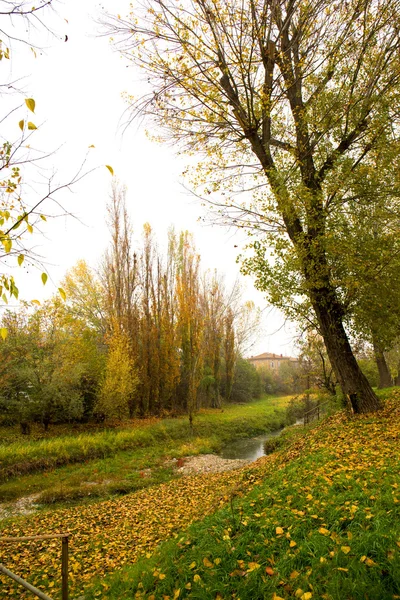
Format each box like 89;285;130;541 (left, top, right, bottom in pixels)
218;429;283;462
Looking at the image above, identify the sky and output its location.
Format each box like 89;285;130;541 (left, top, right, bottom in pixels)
2;0;298;356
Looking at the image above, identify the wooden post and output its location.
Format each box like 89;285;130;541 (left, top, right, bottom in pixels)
61;536;69;600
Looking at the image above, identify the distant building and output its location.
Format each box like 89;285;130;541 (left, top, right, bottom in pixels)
247;352;299;371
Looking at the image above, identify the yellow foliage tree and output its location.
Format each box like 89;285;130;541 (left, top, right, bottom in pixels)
97;327;139;419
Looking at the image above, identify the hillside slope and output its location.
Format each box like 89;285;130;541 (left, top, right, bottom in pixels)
84;394;400;600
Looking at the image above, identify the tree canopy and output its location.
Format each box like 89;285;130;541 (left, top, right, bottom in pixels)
106;0;400;412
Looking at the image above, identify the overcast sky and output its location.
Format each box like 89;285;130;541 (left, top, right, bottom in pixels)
2;0;298;356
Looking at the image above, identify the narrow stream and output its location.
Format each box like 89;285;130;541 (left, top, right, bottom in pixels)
218;429;283;462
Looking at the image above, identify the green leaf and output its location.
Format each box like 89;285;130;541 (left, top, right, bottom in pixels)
106;165;114;176
27;122;37;130
25;98;36;113
41;272;48;285
58;287;67;301
17;254;24;266
1;294;8;305
0;328;7;341
19;119;25;131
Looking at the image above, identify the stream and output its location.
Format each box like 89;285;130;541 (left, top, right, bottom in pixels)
218;428;283;462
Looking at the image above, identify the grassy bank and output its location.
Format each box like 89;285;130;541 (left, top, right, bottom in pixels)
0;396;289;504
76;392;399;600
1;392;399;599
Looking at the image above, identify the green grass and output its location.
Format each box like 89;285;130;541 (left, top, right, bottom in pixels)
80;393;400;600
0;396;290;505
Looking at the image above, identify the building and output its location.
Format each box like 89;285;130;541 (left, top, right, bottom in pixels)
247;352;299;371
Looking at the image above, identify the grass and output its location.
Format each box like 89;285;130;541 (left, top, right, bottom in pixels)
1;391;398;599
75;390;399;600
0;395;290;505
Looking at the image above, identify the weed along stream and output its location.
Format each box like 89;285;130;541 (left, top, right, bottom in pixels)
218;428;283;461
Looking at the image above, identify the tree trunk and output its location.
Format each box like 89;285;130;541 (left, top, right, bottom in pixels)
395;361;400;387
372;335;393;389
311;289;381;413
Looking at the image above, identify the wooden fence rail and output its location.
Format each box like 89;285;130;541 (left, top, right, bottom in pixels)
303;398;332;425
0;533;69;600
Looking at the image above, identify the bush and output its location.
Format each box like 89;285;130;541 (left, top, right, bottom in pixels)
229;359;262;402
263;437;282;454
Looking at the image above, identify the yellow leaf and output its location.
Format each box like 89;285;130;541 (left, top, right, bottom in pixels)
159;573;166;580
27;121;37;130
193;574;201;583
295;590;304;599
320;557;327;563
306;494;313;500
214;558;221;565
185;583;191;590
301;594;312;600
272;595;285;600
318;527;330;536
0;328;8;341
247;562;260;572
341;546;351;554
58;287;67;301
337;568;348;572
173;589;180;599
203;557;213;568
189;562;196;569
25;98;36;113
41;272;48;285
31;299;41;306
290;540;297;548
17;254;24;266
106;165;114;175
3;238;12;253
290;570;300;579
365;558;377;567
276;527;284;535
19;119;25;130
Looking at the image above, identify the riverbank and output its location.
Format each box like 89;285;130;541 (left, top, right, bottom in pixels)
1;391;398;599
0;395;291;511
83;391;400;600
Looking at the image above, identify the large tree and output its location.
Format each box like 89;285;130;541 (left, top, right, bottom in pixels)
106;0;400;412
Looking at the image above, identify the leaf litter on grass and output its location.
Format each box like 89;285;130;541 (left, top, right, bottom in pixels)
1;394;400;599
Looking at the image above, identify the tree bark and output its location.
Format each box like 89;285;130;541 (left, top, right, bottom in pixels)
311;288;381;413
395;361;400;387
372;335;393;389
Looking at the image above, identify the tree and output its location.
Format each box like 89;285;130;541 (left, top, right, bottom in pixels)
106;0;400;413
0;1;88;308
97;324;139;419
176;232;204;423
0;298;99;430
